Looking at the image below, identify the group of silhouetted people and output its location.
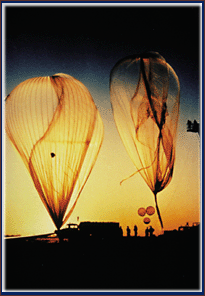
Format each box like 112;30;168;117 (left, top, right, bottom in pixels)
145;226;155;237
187;120;199;134
126;225;138;237
126;225;155;237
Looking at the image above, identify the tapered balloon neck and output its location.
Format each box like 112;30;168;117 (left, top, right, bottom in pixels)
154;193;164;229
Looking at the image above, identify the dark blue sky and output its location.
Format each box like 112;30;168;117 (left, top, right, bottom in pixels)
5;4;200;122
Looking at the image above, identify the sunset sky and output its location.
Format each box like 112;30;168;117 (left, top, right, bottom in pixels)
3;3;201;237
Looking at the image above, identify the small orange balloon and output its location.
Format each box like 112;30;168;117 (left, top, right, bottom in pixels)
146;206;155;216
138;207;146;217
143;217;151;224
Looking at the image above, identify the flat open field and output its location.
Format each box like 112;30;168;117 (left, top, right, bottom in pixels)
4;231;200;291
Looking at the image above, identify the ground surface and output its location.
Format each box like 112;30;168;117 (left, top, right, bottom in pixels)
5;231;200;291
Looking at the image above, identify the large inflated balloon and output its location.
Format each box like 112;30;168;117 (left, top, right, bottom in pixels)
110;52;180;229
5;73;104;230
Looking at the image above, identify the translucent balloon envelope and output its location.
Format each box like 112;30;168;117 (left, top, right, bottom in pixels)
143;217;151;224
5;73;104;230
146;206;155;216
138;207;146;217
110;52;180;229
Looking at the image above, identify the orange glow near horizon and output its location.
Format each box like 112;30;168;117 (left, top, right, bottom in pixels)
4;102;200;237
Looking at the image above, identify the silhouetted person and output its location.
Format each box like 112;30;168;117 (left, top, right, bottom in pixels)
187;120;192;132
134;225;138;237
149;226;155;237
193;120;199;134
145;227;149;237
126;226;131;237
